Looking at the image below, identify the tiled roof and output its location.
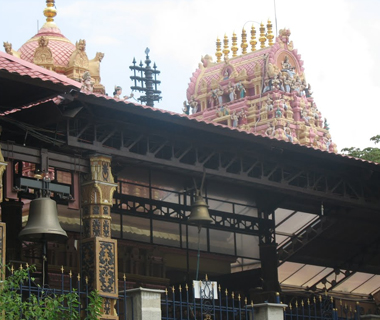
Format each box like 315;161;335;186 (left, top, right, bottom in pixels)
0;50;80;87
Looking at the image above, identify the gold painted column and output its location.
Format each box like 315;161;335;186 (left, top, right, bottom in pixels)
81;155;118;319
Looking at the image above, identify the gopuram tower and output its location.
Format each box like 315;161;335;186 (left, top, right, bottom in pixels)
185;21;337;153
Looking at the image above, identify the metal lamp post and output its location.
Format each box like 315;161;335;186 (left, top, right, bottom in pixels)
130;48;162;107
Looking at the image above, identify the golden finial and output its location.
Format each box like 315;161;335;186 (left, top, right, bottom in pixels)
266;19;274;46
307;298;310;305
313;296;316;303
232;291;235;299
69;270;72;278
218;284;221;291
11;265;14;274
319;295;322;302
238;294;241;301
165;288;168;295
85;276;88;284
179;285;182;292
185;284;189;291
250;25;257;51
289;303;292;310
231;32;238;57
19;264;23;270
44;0;57;23
61;266;64;273
123;274;126;281
251;300;254;307
216;37;222;63
241;28;248;55
77;273;81;281
301;300;304;307
324;290;328;296
26;263;29;269
245;297;247;305
331;296;334;303
205;274;208;281
225;288;228;295
172;285;175;293
223;34;230;60
259;22;266;48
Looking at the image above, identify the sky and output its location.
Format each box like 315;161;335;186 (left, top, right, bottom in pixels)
1;0;380;151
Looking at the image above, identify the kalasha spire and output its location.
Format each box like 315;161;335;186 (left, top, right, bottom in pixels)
43;0;57;23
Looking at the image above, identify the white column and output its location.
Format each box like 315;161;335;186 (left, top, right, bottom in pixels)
252;303;287;320
126;287;165;320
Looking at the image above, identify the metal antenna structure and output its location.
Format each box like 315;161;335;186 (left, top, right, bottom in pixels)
130;48;162;107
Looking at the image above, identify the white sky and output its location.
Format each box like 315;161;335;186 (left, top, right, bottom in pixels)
1;0;379;151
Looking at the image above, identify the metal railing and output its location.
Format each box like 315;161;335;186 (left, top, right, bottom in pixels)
0;264;133;319
284;295;360;320
161;279;254;320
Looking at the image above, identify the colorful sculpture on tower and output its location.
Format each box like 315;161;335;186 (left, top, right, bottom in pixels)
185;21;337;153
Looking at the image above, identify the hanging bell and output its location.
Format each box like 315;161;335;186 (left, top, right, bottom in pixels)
19;197;68;242
188;195;213;226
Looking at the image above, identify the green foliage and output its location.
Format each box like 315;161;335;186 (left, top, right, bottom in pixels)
85;290;103;320
341;135;380;163
0;264;102;320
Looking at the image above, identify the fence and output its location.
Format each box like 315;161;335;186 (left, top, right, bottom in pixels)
283;295;360;320
0;264;133;319
161;279;255;320
1;265;366;320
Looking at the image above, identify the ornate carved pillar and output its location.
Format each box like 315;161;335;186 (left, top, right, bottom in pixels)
81;155;118;319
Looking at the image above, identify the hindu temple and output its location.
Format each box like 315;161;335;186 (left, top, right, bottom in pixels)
185;21;337;153
1;1;380;319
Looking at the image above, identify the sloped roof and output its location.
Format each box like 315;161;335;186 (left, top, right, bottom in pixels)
0;50;80;87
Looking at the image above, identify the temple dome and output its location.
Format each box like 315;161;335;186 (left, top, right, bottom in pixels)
2;0;106;94
18;22;75;72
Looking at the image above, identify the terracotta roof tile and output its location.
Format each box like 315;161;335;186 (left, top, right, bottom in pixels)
0;51;80;88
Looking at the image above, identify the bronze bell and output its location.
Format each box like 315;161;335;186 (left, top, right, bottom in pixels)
19;197;68;242
188;195;213;226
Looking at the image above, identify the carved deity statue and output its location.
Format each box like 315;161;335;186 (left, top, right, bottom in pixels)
189;96;198;114
216;85;224;106
113;86;134;101
182;101;190;115
227;82;236;102
278;28;291;44
231;112;238;127
80;71;94;93
89;52;104;85
281;56;295;78
3;42;20;58
68;39;89;69
236;82;246;98
201;54;214;68
33;36;53;65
